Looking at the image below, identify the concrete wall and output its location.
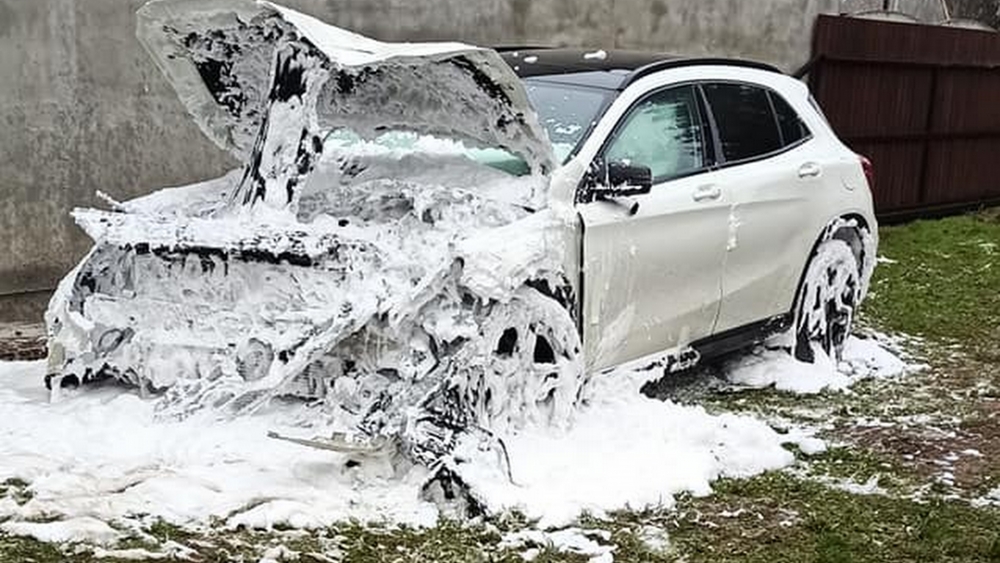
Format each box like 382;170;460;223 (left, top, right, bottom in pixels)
0;0;237;322
0;0;929;322
280;0;839;70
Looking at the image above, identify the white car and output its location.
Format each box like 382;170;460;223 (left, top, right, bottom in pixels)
46;0;875;505
499;48;877;371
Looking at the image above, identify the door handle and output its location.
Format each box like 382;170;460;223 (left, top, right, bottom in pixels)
692;184;721;202
798;162;822;178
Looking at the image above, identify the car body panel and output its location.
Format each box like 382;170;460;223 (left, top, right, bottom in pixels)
562;65;877;367
712;140;825;333
137;0;555;189
578;173;730;371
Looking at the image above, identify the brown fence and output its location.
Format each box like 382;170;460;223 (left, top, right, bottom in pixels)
805;15;1000;221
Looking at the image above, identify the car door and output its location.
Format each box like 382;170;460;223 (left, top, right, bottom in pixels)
577;84;730;371
702;82;826;333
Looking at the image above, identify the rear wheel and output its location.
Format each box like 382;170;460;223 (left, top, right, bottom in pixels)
793;238;861;363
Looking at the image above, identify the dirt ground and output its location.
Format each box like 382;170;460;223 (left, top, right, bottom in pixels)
0;322;46;361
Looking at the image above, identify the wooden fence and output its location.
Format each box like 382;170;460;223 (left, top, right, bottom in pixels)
805;14;1000;221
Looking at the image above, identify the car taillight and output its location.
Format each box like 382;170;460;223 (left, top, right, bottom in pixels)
859;155;874;189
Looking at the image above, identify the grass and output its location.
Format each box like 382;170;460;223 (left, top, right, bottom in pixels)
665;210;1000;563
0;518;628;562
863;210;1000;360
1;209;998;562
670;472;1000;563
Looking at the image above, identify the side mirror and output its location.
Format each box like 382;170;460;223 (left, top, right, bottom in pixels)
584;161;653;202
607;161;653;193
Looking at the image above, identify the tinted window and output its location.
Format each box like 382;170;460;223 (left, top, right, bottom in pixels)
604;85;707;182
702;83;781;162
769;91;810;147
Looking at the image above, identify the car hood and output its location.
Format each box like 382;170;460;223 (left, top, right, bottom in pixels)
136;0;555;175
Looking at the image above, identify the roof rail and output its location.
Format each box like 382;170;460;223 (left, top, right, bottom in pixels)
619;57;784;90
492;45;557;53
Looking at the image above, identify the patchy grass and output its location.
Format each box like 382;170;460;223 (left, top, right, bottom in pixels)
0;517;644;563
863;211;1000;360
670;472;1000;563
663;210;1000;562
0;534;72;562
800;446;918;492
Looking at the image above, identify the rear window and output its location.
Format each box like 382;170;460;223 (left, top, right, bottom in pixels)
702;82;782;163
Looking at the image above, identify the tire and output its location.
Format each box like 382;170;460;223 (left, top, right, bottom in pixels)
461;286;586;433
792;238;861;363
402;285;586;471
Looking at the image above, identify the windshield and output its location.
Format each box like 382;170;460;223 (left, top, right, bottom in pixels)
523;80;613;163
323;129;532;176
320;80;613;175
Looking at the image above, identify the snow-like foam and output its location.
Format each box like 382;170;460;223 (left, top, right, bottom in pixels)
724;335;914;394
0;336;912;545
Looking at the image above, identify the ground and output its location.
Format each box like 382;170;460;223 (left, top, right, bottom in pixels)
0;322;45;362
1;209;998;562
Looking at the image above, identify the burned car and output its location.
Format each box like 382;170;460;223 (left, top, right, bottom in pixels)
46;0;876;507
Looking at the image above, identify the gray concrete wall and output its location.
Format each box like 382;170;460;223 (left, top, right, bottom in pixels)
0;0;945;322
277;0;839;70
0;0;237;322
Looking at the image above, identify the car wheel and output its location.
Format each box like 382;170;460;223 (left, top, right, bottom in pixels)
405;285;588;512
793;237;861;363
463;286;587;432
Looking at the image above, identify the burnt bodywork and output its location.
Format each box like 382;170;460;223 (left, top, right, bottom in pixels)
46;0;583;508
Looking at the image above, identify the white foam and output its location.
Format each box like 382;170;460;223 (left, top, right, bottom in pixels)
0;333;913;543
724;335;912;394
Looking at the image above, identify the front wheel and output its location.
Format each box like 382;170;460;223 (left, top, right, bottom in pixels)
793;238;861;363
400;285;587;466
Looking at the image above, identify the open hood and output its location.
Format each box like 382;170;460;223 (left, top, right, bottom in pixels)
137;0;555;200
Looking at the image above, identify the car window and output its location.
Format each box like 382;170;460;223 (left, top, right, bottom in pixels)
603;85;707;183
524;80;613;163
769;91;810;147
702;82;782;163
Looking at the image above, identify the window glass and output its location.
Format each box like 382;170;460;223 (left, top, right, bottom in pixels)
524;80;613;163
769;91;810;147
702;83;781;162
604;85;706;182
323;129;530;176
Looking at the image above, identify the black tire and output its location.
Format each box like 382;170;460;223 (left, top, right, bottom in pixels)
792;238;862;363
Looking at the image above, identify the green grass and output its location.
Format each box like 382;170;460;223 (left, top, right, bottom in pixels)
670;472;1000;563
0;517;653;563
863;211;1000;359
801;446;917;491
662;209;1000;563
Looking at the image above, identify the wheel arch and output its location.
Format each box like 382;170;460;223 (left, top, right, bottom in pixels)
525;272;580;335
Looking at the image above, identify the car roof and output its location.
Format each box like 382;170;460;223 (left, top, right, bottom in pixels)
497;47;783;91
